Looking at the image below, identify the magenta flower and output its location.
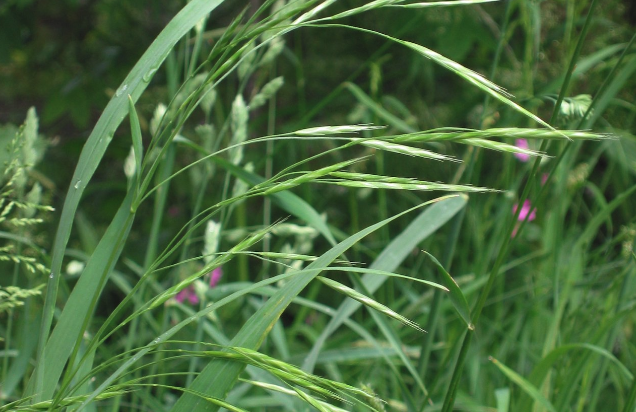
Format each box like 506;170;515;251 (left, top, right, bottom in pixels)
175;285;199;305
175;267;222;306
209;267;223;288
513;200;536;222
514;139;530;162
511;200;537;238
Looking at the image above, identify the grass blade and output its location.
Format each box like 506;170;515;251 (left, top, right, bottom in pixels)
490;357;557;412
33;0;227;401
26;191;136;401
422;251;473;330
317;276;425;332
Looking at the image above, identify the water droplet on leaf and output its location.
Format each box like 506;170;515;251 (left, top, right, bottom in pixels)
143;68;158;82
115;84;128;97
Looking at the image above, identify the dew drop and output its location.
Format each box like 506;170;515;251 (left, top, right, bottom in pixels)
115;84;128;97
143;68;158;82
74;180;81;189
49;272;54;279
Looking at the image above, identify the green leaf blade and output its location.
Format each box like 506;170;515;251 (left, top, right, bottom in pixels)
423;251;473;330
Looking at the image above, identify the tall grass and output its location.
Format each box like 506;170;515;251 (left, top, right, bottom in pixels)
1;0;634;411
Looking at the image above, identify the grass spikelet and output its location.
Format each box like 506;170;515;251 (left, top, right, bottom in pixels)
0;285;45;313
475;128;608;141
392;0;499;8
358;139;458;161
294;124;385;136
324;172;494;193
242;379;352;412
404;41;512;98
309;22;561;133
229;94;248;165
391;127;609;143
248;76;284;110
228;346;374;400
291;386;333;412
460;138;547;158
317;276;426;332
260;158;363;195
400;40;562;133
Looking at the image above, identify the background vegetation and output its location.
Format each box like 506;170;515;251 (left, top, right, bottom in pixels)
1;0;635;411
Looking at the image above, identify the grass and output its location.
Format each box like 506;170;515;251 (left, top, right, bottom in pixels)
0;0;635;411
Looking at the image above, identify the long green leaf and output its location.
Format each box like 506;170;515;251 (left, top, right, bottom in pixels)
490;357;557;412
25;191;136;402
32;0;227;401
423;251;473;330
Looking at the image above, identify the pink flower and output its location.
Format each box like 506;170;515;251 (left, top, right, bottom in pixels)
511;200;537;238
514;139;530;162
175;285;199;305
541;173;549;185
513;200;536;221
175;267;222;305
209;267;223;288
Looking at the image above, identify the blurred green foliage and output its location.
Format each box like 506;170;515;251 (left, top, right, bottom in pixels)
0;0;183;128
